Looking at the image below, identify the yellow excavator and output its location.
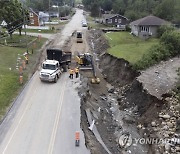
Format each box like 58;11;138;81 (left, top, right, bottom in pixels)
75;53;100;84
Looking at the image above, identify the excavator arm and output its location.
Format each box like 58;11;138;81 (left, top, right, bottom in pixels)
75;53;100;84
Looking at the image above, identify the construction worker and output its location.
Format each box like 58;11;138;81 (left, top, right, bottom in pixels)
69;68;74;79
25;55;28;64
74;67;79;78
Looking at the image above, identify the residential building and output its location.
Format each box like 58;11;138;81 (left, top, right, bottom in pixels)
130;15;169;39
39;12;50;26
102;14;129;29
29;8;40;26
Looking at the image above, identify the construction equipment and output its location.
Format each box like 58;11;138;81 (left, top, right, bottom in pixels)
39;49;72;83
76;31;83;43
76;53;100;84
75;53;92;69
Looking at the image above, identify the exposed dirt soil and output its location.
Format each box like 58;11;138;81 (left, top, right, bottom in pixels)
138;57;180;100
99;54;139;87
66;28;180;154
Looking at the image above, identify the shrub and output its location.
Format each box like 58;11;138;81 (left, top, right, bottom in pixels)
160;31;180;55
134;30;180;70
157;25;175;38
134;44;170;70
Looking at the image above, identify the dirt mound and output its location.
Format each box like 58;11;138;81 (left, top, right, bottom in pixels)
87;29;109;54
138;57;180;100
99;53;139;87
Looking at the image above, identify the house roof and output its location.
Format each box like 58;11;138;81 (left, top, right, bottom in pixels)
130;15;168;26
39;12;49;18
102;14;128;20
29;8;39;17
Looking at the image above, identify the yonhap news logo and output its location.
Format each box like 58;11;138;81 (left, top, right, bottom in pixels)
119;133;133;149
119;133;180;149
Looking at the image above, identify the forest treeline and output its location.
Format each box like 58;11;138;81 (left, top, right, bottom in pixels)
25;0;75;11
82;0;180;24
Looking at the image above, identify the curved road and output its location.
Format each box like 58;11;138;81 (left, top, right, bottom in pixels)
0;9;90;154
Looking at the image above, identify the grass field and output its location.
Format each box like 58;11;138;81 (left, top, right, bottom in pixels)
0;35;46;119
0;34;35;44
105;32;159;64
21;29;55;34
19;21;68;34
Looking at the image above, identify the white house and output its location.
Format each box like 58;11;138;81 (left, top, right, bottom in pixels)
130;15;169;39
39;12;50;26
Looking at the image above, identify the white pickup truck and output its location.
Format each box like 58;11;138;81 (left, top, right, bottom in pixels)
39;60;62;83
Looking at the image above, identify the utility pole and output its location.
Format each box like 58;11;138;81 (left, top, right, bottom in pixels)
49;0;51;29
22;3;28;54
57;2;59;18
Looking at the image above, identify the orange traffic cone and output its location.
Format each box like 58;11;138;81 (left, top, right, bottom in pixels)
19;75;23;84
19;66;23;75
75;131;80;146
22;60;26;70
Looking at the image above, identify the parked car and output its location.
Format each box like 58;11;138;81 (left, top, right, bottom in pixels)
60;17;68;20
82;22;87;27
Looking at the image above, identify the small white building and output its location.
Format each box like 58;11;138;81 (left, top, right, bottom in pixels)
39;12;50;26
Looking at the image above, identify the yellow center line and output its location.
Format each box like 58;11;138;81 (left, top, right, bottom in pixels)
48;76;67;154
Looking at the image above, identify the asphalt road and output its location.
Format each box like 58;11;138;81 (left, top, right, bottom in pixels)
0;9;90;154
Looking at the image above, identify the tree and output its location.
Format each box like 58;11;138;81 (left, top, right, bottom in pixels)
112;0;126;15
82;0;179;23
173;0;180;24
160;31;180;55
101;0;112;11
90;1;99;17
0;0;29;38
154;0;175;21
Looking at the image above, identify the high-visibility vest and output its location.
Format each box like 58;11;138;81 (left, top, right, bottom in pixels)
69;69;74;74
75;68;79;73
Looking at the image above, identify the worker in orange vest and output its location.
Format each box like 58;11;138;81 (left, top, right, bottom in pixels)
69;68;74;79
74;67;79;78
25;55;28;64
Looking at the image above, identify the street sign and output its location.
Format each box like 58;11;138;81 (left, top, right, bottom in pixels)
1;20;7;26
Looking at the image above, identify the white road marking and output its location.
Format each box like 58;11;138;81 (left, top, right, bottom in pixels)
2;84;38;154
48;76;67;154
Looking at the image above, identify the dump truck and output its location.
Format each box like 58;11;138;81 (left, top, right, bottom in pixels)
76;31;83;43
39;49;72;83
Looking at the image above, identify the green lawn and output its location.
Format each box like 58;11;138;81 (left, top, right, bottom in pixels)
0;34;35;44
0;35;46;119
19;21;68;34
105;32;159;64
21;29;55;34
